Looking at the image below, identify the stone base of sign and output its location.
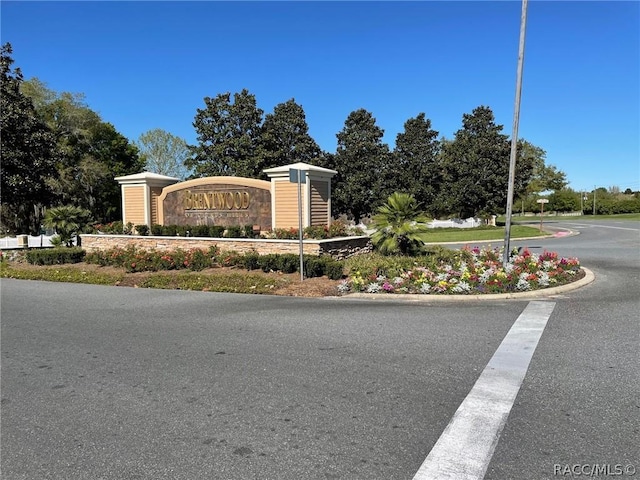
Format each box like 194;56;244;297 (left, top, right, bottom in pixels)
81;234;372;260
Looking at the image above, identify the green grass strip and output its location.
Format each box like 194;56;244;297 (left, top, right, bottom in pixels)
137;272;287;294
424;225;543;243
0;265;124;285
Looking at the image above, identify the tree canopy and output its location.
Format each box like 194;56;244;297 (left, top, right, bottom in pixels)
1;43;58;234
330;109;391;223
187;89;264;178
391;113;441;216
439;106;533;218
136;128;191;179
260;98;323;170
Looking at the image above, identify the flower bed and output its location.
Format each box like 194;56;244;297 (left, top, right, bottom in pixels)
337;246;582;295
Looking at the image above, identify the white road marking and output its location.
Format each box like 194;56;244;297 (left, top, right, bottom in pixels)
566;223;638;231
412;301;556;480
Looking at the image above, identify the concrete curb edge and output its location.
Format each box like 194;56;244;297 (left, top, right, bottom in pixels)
333;267;595;303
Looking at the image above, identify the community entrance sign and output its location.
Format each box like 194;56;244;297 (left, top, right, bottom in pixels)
159;177;272;228
115;162;337;233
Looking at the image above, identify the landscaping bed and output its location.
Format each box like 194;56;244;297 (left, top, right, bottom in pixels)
1;244;584;297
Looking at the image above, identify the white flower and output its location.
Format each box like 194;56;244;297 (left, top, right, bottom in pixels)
367;283;382;293
542;260;555;271
452;281;471;293
419;283;431;294
516;278;531;291
337;281;351;293
537;271;550;287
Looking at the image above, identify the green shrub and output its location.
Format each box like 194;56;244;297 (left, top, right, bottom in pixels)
271;228;299;239
224;226;243;238
304;225;329;239
277;254;299;273
162;225;177;236
328;220;349;238
208;244;220;261
151;224;163;236
244;224;258;238
303;255;325;277
209;225;225;237
324;260;345;280
184;249;211;271
25;247;86;265
191;225;210;237
219;250;243;267
258;254;280;272
242;251;260;270
135;225;149;236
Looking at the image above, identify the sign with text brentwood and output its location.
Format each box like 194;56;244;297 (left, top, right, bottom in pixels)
160;179;272;229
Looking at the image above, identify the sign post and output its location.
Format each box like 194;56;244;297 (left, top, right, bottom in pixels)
289;168;305;281
536;198;549;232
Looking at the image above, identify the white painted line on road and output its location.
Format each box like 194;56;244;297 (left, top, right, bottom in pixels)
566;223;639;231
412;301;556;480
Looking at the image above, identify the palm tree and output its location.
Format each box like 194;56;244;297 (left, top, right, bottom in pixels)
370;192;431;256
44;205;92;247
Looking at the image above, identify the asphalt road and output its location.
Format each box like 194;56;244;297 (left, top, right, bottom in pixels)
1;218;638;480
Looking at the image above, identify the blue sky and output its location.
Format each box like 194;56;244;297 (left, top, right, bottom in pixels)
2;1;639;193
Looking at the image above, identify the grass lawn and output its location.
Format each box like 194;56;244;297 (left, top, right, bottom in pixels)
424;225;544;243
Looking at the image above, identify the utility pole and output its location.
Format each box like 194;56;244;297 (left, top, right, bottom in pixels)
592;186;597;215
503;0;528;267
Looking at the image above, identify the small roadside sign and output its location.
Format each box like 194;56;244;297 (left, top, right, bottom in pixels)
536;199;549;204
289;167;305;281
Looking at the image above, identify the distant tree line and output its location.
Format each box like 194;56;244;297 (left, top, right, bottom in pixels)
4;43;636;235
186;89;563;223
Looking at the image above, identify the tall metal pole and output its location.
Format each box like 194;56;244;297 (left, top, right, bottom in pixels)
503;0;529;267
297;171;304;281
592;186;596;215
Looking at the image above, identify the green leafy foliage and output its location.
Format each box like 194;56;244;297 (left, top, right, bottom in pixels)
44;205;92;247
25;247;86;265
260;98;323;168
135;225;149;236
330;109;391;223
391;113;442;217
1;44;58;234
370;193;431;256
83;246;344;278
0;264;124;285
136;128;190;179
187;89;264;178
21;78;144;224
439;106;534;219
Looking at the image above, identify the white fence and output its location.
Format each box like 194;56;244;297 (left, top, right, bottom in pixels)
428;218;485;229
0;235;56;249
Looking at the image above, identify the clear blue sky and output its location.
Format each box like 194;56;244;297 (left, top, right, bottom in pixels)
2;1;639;193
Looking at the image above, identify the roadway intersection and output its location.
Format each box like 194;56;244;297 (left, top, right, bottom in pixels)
1;218;638;479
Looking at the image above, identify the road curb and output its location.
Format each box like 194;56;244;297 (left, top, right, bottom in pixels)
335;267;595;302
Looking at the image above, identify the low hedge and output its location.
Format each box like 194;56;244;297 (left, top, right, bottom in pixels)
25;247;86;265
83;246;345;279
